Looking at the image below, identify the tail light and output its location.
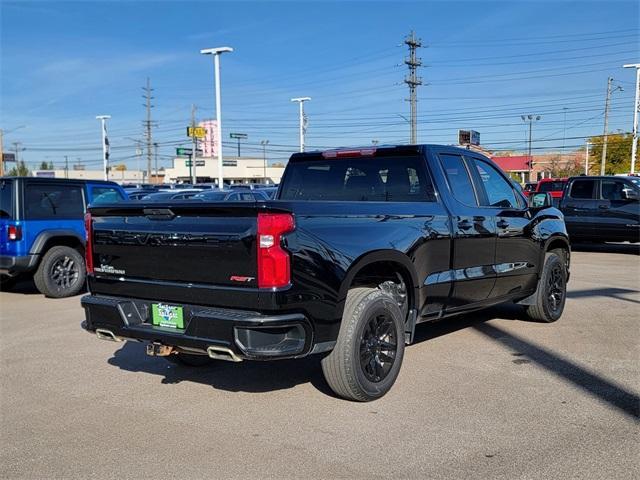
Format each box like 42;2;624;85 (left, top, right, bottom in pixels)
84;213;94;274
7;225;22;241
257;213;295;288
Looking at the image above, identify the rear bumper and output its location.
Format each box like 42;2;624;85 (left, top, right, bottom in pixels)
0;255;38;276
81;294;317;361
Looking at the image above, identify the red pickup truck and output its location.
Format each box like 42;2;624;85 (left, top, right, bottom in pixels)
535;178;568;206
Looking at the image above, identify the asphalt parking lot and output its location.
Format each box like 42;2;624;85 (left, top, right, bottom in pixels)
1;244;638;480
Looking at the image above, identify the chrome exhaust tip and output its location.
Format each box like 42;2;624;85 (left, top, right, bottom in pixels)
146;343;174;357
95;329;123;342
207;345;242;362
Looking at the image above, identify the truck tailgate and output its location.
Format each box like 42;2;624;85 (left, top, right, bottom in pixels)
87;203;273;293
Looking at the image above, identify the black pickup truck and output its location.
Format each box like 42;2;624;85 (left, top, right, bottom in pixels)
81;145;570;401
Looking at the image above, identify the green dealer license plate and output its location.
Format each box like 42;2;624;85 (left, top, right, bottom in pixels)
151;303;185;329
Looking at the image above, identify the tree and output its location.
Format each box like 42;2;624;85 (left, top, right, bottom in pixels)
39;161;50;170
48;161;54;170
587;133;633;175
8;161;30;176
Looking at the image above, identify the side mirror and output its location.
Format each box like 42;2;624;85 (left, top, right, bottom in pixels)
528;192;552;208
622;189;639;201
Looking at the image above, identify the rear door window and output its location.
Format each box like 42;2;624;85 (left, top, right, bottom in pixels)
471;158;520;209
280;155;436;202
569;179;596;199
24;183;84;219
0;180;12;218
439;153;478;206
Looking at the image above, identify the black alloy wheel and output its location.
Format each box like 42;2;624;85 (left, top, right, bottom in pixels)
359;312;398;383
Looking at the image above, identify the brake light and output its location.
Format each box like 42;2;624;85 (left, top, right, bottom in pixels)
257;213;295;288
7;225;21;241
84;213;94;274
322;148;377;159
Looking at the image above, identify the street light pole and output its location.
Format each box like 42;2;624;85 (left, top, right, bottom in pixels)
585;141;590;175
521;114;541;182
601;77;623;176
260;140;269;184
96;115;111;181
201;46;233;189
291;97;311;152
623;64;640;174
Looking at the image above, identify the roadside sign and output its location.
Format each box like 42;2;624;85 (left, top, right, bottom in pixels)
229;133;248;140
458;130;480;146
176;147;203;157
185;160;205;167
187;126;207;138
2;153;16;163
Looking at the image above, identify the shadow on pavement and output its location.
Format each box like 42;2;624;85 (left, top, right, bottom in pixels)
567;287;640;305
0;277;40;295
473;322;640;419
571;242;640;255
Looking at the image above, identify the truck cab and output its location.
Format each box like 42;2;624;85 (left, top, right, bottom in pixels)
0;177;128;297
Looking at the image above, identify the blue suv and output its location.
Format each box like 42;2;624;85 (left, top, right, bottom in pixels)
0;177;128;297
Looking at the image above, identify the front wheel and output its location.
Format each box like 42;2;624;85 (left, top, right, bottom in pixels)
322;287;405;401
526;250;567;322
33;246;86;298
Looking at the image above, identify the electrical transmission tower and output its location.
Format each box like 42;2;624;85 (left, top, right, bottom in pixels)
142;77;156;182
404;30;422;144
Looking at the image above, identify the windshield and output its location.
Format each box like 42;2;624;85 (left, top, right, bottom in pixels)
539;181;566;192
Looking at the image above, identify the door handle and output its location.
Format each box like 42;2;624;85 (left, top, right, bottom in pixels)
598;204;609;210
457;219;473;231
497;219;510;229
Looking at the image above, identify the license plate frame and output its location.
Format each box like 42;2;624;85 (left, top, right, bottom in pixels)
151;303;185;329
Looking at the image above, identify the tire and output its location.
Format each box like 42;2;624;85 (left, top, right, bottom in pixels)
166;353;212;367
526;250;567;323
322;287;405;401
33;246;86;298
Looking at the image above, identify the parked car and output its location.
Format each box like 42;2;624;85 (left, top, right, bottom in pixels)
559;176;640;243
260;186;279;199
535;178;568;206
229;183;269;190
192;190;270;201
139;190;202;202
81;145;569;401
0;177;127;297
126;188;158;200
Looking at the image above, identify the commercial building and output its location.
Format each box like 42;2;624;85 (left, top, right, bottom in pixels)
32;169;145;183
163;155;285;185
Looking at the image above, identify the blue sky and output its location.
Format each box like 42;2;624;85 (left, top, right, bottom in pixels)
1;0;638;171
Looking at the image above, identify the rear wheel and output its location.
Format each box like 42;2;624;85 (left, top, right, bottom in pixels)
322;287;405;401
526;250;567;322
33;246;86;298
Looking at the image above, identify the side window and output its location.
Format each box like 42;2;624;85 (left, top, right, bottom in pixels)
90;186;126;204
25;184;84;219
569;180;596;199
472;159;519;209
0;180;13;218
601;180;625;201
439;154;477;206
227;193;239;201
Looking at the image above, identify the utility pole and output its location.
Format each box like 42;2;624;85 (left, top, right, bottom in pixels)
153;142;158;184
191;104;198;185
404;30;422;144
585;141;590;175
64;155;69;179
142;77;155;183
260;140;269;183
521;114;541;182
623;64;640;174
291;97;311;152
0;129;4;177
601;77;623;175
96;115;111;181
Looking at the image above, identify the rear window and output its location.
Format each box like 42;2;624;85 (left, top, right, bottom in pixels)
280;156;436;202
0;180;12;218
538;181;566;192
24;183;84;219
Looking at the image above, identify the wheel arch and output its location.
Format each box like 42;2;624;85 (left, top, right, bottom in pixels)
542;234;570;277
29;230;86;257
336;250;419;321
